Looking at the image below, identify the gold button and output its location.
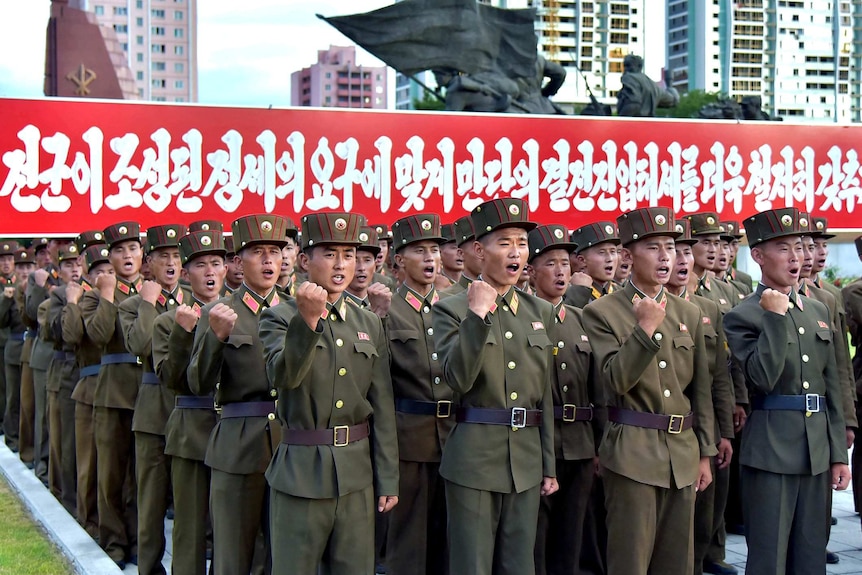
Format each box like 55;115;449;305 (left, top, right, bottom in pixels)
335;400;344;409
338;367;347;376
434;377;441;385
269;389;278;398
507;361;516;369
169;299;176;306
663;389;671;398
801;354;809;363
423;306;430;313
430;352;437;361
562;385;568;392
503;305;509;312
558;341;564;348
215;382;220;390
561;363;567;370
336;338;344;347
805;411;812;417
427;328;434;336
798;327;805;335
789;302;795;309
655;332;663;341
659;360;667;369
505;331;513;339
802;381;810;390
510;392;518;400
267;413;276;421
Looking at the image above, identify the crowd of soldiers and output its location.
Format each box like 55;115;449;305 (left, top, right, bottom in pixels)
0;198;860;575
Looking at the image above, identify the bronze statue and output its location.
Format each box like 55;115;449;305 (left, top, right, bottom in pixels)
616;55;678;117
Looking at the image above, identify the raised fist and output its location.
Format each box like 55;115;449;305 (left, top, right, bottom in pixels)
208;303;237;341
367;282;392;318
296;281;328;330
467;280;498;318
760;288;790;315
175;304;198;333
570;271;593;287
634;297;665;337
33;268;50;287
65;281;84;305
140;280;163;305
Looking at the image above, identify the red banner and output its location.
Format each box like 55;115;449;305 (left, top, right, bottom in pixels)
2;97;862;236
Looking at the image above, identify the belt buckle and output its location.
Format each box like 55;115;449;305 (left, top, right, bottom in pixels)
562;404;576;423
333;425;350;447
511;407;527;429
436;400;452;418
667;414;684;434
805;394;820;413
135;356;143;365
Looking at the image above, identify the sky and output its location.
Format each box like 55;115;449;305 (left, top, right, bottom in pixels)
0;0;394;107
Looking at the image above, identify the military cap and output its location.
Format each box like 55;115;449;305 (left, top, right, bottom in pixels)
441;223;457;244
681;212;722;236
528;224;578;263
720;220;744;240
855;235;862;258
189;220;224;233
370;224;393;243
810;217;836;240
300;212;363;249
14;247;35;264
797;211;813;234
392;213;447;251
179;230;226;265
569;221;620;253
453;215;475;246
356;226;381;256
145;224;188;254
224;236;236;256
617;207;681;246
103;222;141;249
0;240;20;256
673;218;697;246
83;244;111;272
58;244;81;263
231;215;292;252
743;207;806;247
75;231;105;252
471;198;536;240
32;237;51;253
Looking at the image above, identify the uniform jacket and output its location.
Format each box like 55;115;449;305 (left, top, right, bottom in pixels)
438;274;473;298
46;284;79;394
62;280;102;406
0;284;26;366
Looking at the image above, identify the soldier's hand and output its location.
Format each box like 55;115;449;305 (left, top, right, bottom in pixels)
541;476;559;497
33;268;49;287
367;282;392;318
634;297;665;337
570;271;593;287
733;404;747;434
296;281;328;331
715;438;733;470
377;495;398;513
65;281;84;305
832;463;851;490
760;288;790;315
3;286;14;299
467;280;498;318
140;280;162;305
208;303;237;341
847;428;855;450
696;457;713;492
95;272;117;301
175;304;198;333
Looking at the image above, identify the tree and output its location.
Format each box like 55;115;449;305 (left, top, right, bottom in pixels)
655;89;723;119
413;91;446;111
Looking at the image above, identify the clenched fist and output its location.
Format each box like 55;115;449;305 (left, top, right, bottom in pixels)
140;280;163;305
208;303;237;341
95;272;117;301
367;282;392;318
296;281;328;330
175;304;199;333
634;296;665;337
3;286;14;299
760;288;790;315
467;280;498;318
570;271;593;287
66;281;84;305
33;268;50;288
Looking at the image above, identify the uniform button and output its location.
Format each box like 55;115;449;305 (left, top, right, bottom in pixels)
267;413;276;421
269;389;278;398
338;367;347;376
510;392;518;400
507;361;516;369
503;305;509;312
427;328;434;336
434;376;441;385
561;363;567;370
335;400;344;409
423;306;430;314
336;338;344;347
505;331;513;339
658;360;667;369
801;354;809;363
789;302;795;309
431;352;438;360
654;332;663;341
798;327;805;335
558;341;565;348
802;381;810;390
663;389;671;398
215;382;220;390
562;385;569;392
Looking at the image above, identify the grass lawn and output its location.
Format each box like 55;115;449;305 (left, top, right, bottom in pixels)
0;476;73;575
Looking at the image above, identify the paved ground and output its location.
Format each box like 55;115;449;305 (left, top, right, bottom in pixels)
2;436;862;574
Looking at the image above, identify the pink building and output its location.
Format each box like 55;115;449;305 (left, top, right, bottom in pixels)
291;45;387;109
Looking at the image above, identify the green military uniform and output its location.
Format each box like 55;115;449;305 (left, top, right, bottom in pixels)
0;239;21;444
18;279;37;466
152;229;224;575
258;212;398;575
563;221;621;309
439;215;476;299
583;207;716;575
188;214;291;575
719;221;754;298
1;257;23;453
80;222;144;566
724;207;847;574
432;198;555;575
843;236;862;512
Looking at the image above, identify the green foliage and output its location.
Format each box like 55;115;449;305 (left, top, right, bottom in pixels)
655;89;724;119
820;265;854;288
413;91;446;111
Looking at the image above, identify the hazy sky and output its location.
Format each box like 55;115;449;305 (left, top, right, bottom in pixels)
0;0;393;107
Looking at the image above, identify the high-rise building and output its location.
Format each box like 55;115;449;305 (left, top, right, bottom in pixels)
87;0;198;102
291;45;388;109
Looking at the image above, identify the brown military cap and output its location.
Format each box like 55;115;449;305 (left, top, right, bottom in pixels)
83;244;111;272
370;223;393;243
145;224;188;254
744;207;806;247
441;223;457;244
392;213;446;251
681;212;722;236
14;247;35;264
720;220;744;240
797;212;813;234
0;240;20;256
528;224;578;263
32;237;51;254
189;220;224;233
224;236;236;257
75;231;106;252
58;244;81;263
231;215;292;252
356;226;381;256
103;222;141;249
471;198;536;240
453;215;475;246
179;230;226;265
810;217;836;240
569;221;620;253
673;218;697;246
617;207;681;246
301;212;363;249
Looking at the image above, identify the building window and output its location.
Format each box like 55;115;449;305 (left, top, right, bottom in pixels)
136;71;144;80
325;72;332;78
152;9;166;18
154;62;166;71
152;26;165;35
175;80;184;89
94;5;104;16
136;0;143;7
174;10;184;20
152;44;166;53
121;42;128;51
174;62;184;72
175;97;185;102
152;79;166;88
136;17;143;26
114;24;128;33
137;35;144;45
136;53;144;62
114;6;128;15
174;28;184;38
325;84;331;90
174;45;184;55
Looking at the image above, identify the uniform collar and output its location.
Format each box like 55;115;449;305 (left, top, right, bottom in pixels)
344;290;369;309
756;283;804;310
239;284;279;315
81;278;93;292
625;280;667;308
552;299;567;323
591;280;614;301
156;285;184;307
487;286;520;316
322;295;349;322
458;274;475;289
116;276;143;295
398;284;439;313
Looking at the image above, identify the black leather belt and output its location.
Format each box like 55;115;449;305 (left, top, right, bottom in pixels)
553;404;593;422
79;364;100;378
456;407;542;428
53;351;76;362
175;395;215;410
282;421;370;447
219;401;276;419
395;398;453;418
101;353;141;366
752;394;825;413
141;372;160;385
608;407;693;434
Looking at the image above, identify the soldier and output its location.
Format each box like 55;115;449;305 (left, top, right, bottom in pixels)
65;240;112;540
344;226;392;316
437;222;463;288
1;241;23;451
371;223;397;291
118;223;190;575
614;247;633;286
526;224;599;575
152;229;225;575
719;221;753;297
563;221;620;309
432;197;558;574
439;215;481;297
223;236;242;294
80;221;145;569
583;207;715;575
15;248;38;469
275;220;300;298
0;240;19;443
188;214;289;575
259;212;399;575
724;207;850;574
843;236;862;517
680;213;739;316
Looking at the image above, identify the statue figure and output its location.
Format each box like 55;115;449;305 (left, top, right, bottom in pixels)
740;95;773;120
616;55;679;117
513;55;567;114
